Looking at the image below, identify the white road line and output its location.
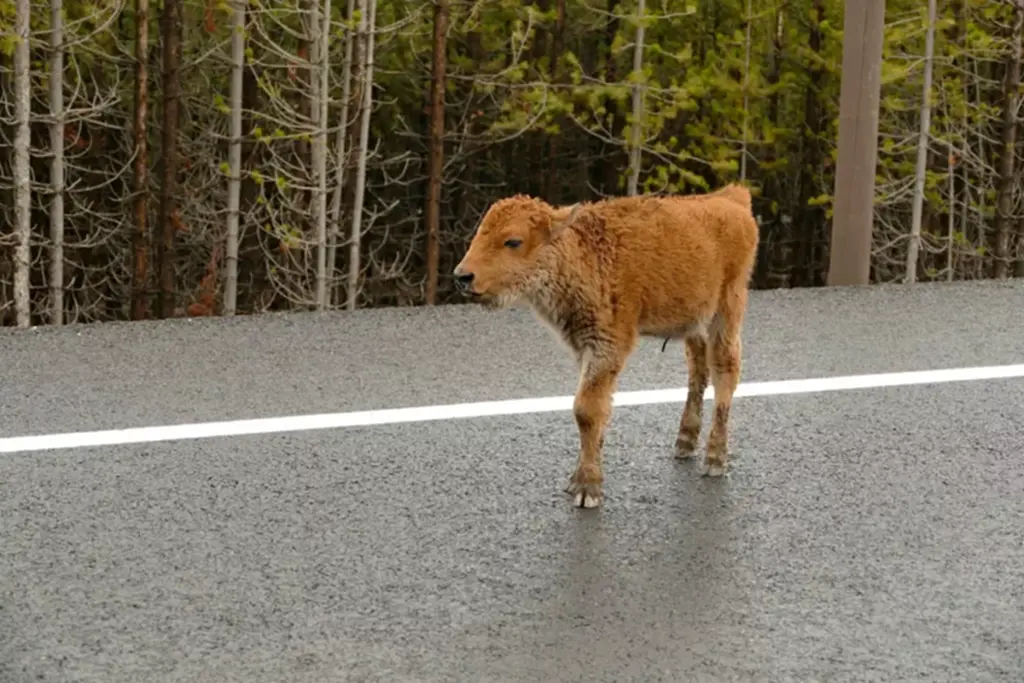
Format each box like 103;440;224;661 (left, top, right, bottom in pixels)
2;363;1023;455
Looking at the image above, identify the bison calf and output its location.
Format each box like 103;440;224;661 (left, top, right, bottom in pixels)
453;185;759;508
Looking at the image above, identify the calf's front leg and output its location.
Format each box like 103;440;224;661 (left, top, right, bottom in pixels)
565;359;622;509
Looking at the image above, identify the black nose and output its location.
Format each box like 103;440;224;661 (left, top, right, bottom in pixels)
455;272;474;290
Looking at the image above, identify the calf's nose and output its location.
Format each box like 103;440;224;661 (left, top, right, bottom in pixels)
454;271;475;290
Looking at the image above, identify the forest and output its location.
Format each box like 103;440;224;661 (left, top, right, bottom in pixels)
0;0;1022;326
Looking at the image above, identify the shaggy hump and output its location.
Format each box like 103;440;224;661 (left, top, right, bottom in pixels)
678;182;753;211
452;183;759;509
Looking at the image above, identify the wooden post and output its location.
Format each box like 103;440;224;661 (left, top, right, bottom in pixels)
827;0;886;286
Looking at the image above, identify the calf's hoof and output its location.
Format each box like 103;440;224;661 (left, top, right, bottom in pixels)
565;477;603;509
698;454;728;477
674;435;699;459
574;486;603;509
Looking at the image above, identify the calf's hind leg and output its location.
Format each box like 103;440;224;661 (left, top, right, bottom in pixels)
675;335;709;457
701;288;747;477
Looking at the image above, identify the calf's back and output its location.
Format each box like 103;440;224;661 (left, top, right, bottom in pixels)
543;184;759;339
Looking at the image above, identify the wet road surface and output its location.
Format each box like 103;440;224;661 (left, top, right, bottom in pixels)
2;280;1023;682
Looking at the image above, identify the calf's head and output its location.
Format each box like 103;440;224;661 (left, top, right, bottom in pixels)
453;196;580;306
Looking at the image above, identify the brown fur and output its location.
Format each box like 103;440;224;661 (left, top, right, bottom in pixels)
453;183;759;508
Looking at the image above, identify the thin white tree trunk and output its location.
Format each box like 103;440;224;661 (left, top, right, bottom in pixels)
946;147;954;281
905;0;935;284
49;0;65;325
326;0;356;306
347;0;377;311
626;0;646;196
960;66;974;278
970;55;986;279
313;0;332;309
224;0;245;315
13;0;32;327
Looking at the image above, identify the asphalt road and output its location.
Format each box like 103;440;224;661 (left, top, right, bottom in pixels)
2;280;1024;682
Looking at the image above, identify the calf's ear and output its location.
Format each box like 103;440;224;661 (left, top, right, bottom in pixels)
548;203;581;241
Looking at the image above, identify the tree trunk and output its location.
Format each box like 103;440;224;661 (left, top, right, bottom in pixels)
599;0;624;196
1015;216;1024;276
157;0;182;317
545;0;566;202
12;0;31;327
312;0;332;309
424;0;448;305
347;0;377;310
946;148;955;281
993;2;1021;279
49;0;65;325
795;0;825;286
327;0;358;306
739;0;752;181
236;2;262;312
626;0;646;196
905;0;936;284
131;0;151;321
224;0;245;315
827;0;885;286
758;5;786;289
527;0;550;200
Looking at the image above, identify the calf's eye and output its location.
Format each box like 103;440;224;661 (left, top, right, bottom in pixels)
504;238;522;248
